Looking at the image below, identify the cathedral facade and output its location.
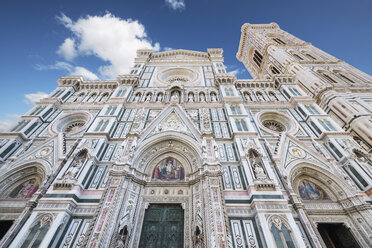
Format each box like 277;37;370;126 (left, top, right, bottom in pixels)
0;23;372;248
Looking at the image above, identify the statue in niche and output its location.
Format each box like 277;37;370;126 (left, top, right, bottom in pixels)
64;150;87;180
114;141;125;162
213;140;219;160
201;110;211;131
132;108;146;132
354;151;372;176
116;200;133;247
145;94;151;102
188;93;194;102
298;180;330;201
193;200;204;247
311;138;331;159
171;91;179;99
253;162;266;180
199;93;205;102
9;179;39;198
128;138;137;162
134;94;141;102
152;157;184;181
210;93;217;102
248;149;268;181
157;94;163;102
201;144;207;162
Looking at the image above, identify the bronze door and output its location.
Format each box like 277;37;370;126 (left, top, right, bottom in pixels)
139;204;184;248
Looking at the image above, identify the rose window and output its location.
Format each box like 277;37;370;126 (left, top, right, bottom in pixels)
262;120;286;132
52;112;90;135
64;121;85;133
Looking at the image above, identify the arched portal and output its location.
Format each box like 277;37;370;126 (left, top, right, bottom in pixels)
290;163;367;248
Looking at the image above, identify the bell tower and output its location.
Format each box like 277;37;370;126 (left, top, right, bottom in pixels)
237;23;372;151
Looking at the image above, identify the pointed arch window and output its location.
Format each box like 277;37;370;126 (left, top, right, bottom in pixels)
253;50;263;68
305;53;317;60
321;73;338;84
293;54;303;61
235;119;248;131
273;38;286;45
271;66;280;75
270;219;296;248
339;73;355;84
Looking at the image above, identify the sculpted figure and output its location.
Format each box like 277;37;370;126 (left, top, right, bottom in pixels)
211;93;217;102
199;93;205;102
65;159;84;179
157;94;163;102
188;93;194;102
253;162;266;180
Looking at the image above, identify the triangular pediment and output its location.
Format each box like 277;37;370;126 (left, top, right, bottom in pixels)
7;136;58;172
277;134;331;172
140;104;202;142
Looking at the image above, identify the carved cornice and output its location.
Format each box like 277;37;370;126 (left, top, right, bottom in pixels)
214;74;237;86
151;49;209;59
57;76;83;87
117;74;139;87
235;79;275;89
237;22;280;61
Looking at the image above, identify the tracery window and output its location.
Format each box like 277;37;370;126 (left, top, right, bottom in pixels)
304;105;319;115
268;92;279;101
94;120;109;132
262;120;285;132
224;88;234;96
305;53;317;60
293;54;303;60
235;119;248;131
273;38;286;45
318;119;336;131
338;73;356;84
320;72;338;84
243;91;252;101
271;66;280;75
230;105;242;115
253;50;263;68
256;92;265;101
288;87;301;96
269;217;296;248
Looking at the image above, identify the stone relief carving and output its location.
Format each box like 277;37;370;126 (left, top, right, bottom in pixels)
64;150;88;180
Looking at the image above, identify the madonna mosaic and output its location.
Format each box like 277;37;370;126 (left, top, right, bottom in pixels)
298;180;329;201
152;157;185;181
9;179;39;199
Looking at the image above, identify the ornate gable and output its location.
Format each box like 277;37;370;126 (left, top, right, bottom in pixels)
278;134;331;174
139;104;202;143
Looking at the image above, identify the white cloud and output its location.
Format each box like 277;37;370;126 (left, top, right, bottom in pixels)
0;119;16;132
72;66;99;80
7;114;21;119
35;61;73;71
57;38;77;61
228;67;246;76
56;12;160;79
23;92;49;105
35;61;98;80
163;47;174;51
165;0;186;11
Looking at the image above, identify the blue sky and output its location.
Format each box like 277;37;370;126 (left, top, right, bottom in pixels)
0;0;371;130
